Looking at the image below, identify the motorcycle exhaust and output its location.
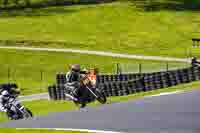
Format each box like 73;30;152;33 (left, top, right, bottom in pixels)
65;93;78;101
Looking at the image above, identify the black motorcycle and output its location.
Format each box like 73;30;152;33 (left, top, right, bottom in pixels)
65;76;106;107
5;96;33;120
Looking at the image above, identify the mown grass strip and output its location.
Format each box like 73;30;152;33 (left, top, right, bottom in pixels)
0;128;88;133
0;1;199;58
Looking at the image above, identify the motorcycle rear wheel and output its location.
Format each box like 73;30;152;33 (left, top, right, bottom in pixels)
95;89;107;104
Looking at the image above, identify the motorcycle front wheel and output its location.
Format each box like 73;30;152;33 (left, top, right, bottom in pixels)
95;89;107;104
23;108;33;119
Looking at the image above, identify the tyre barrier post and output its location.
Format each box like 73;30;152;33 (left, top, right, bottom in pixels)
168;71;178;86
59;85;66;100
56;73;67;85
55;86;61;100
127;81;135;94
175;71;182;85
48;85;56;100
151;74;162;90
159;72;169;88
48;85;58;100
143;76;151;92
160;72;169;88
124;81;131;95
99;82;112;97
112;82;118;96
192;66;200;81
133;79;143;93
196;66;200;80
188;67;196;82
120;82;129;96
134;79;144;92
54;85;66;100
181;68;190;83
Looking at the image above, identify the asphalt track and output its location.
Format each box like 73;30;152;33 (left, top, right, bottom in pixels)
1;90;200;133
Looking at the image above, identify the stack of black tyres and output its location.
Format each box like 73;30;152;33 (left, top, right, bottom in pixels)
48;66;200;100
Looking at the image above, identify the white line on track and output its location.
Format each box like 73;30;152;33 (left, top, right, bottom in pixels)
0;46;191;62
18;93;49;102
146;90;183;98
16;128;124;133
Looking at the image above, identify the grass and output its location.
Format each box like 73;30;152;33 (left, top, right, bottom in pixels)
0;128;87;133
0;0;200;58
0;100;76;124
0;49;189;95
1;80;200;124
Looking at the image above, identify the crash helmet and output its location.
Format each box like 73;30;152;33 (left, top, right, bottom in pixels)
70;64;81;72
1;90;9;99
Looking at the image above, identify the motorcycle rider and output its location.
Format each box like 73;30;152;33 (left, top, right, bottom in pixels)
65;64;88;108
0;83;19;96
0;83;19;119
0;90;16;119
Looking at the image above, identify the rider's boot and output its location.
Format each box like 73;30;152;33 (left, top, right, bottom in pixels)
79;103;87;112
80;103;86;108
79;97;87;109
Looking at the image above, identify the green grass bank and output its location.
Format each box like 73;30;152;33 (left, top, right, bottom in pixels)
0;0;199;58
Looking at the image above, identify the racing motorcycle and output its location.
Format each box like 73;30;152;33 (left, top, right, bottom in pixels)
5;96;33;120
64;75;107;107
0;83;33;120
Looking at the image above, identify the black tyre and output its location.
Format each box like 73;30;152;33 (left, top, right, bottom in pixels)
23;108;33;119
95;89;107;104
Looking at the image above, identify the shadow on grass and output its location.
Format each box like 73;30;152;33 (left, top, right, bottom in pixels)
0;6;77;17
0;0;115;17
131;0;200;12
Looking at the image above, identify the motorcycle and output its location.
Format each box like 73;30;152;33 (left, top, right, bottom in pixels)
5;96;33;120
64;75;107;107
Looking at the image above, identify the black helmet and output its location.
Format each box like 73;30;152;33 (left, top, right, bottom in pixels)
71;64;81;72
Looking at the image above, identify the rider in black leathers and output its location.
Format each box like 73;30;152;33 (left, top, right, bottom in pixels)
64;64;88;108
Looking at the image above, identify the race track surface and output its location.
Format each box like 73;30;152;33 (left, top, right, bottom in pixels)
1;90;200;133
